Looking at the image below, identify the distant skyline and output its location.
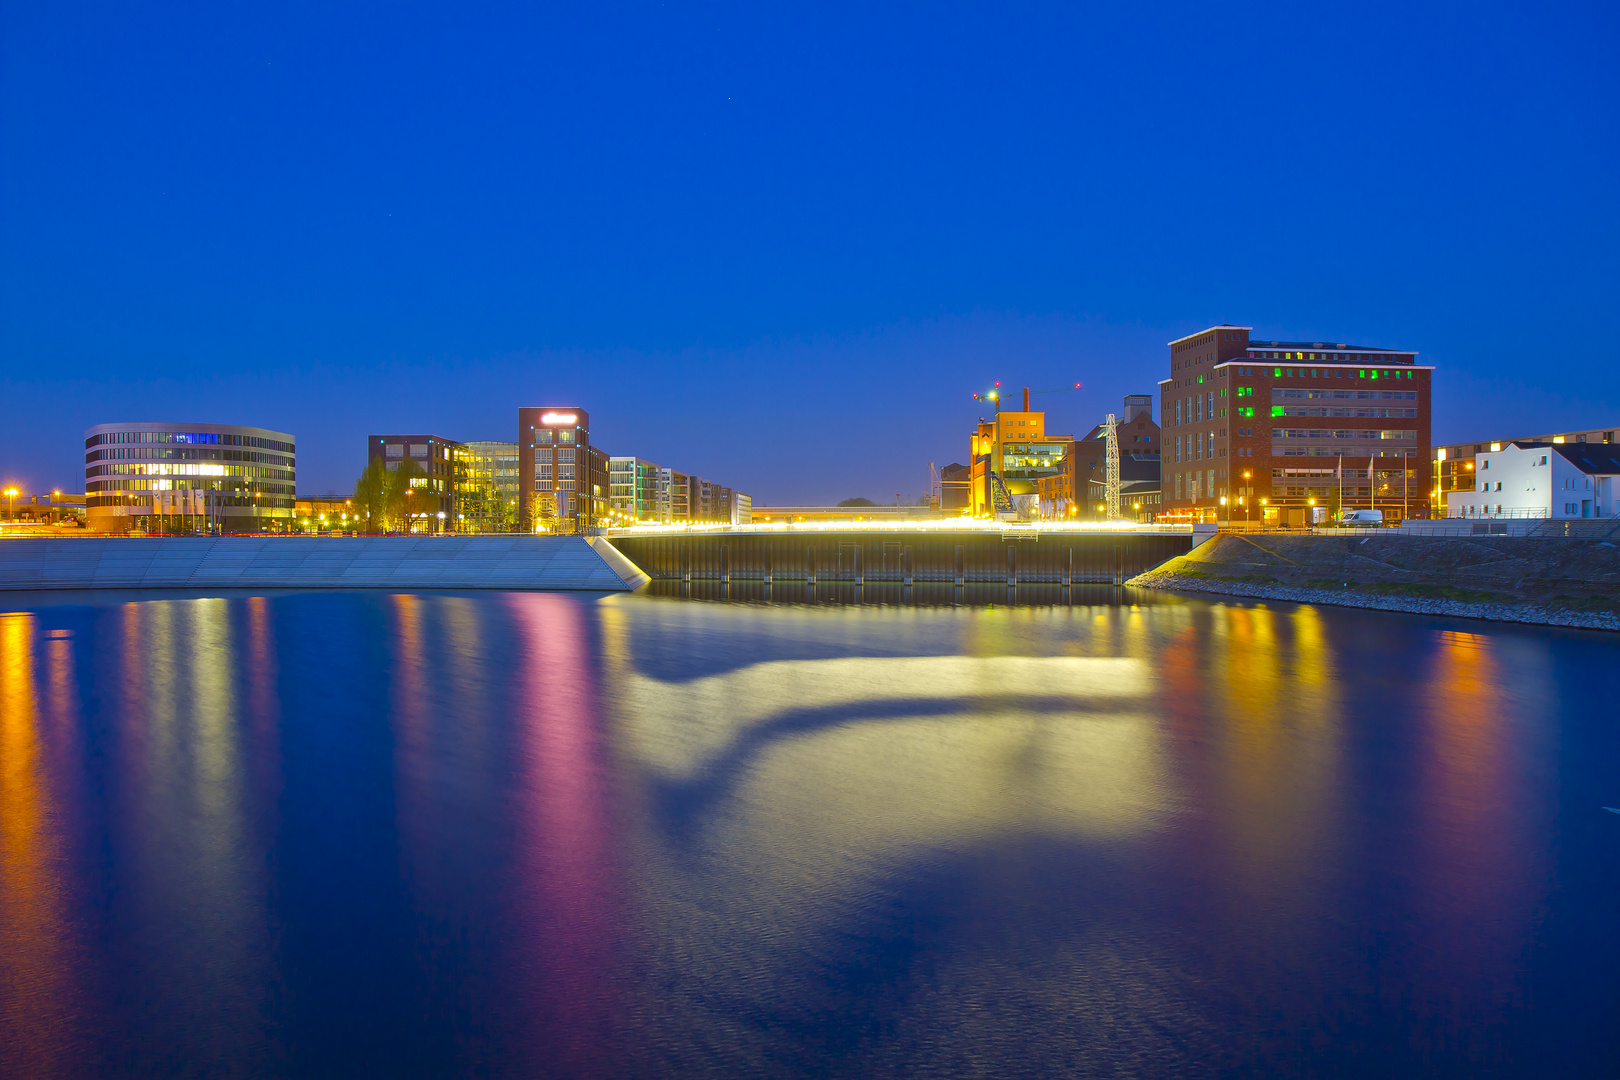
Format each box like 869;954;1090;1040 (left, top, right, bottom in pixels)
4;3;1617;504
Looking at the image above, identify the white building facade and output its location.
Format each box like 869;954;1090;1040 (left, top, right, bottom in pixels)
1446;442;1618;519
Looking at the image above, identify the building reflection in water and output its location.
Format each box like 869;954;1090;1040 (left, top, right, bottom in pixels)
506;592;624;1076
0;612;77;1077
109;597;275;1069
1415;628;1545;1029
1204;602;1342;885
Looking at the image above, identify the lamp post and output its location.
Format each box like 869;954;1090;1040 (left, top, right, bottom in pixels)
1219;495;1228;528
3;487;16;522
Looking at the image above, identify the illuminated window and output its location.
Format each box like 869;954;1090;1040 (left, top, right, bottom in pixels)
1271;406;1285;417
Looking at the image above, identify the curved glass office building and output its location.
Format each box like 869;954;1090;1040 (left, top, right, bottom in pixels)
84;422;296;533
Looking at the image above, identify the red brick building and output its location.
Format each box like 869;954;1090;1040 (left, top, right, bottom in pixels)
518;406;609;533
1158;325;1432;524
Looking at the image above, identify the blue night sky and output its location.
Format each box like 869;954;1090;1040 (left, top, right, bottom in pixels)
3;2;1617;503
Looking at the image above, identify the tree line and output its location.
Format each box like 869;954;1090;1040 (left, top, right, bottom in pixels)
351;458;519;533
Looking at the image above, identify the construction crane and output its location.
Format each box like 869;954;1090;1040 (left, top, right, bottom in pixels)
1104;412;1121;520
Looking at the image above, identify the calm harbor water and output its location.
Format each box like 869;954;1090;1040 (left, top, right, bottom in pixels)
0;588;1616;1078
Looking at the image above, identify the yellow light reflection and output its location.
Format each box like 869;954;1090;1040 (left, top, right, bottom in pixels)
1205;602;1341;890
0;612;75;1073
1418;628;1534;992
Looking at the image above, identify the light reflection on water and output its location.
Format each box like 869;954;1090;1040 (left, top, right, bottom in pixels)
0;590;1615;1078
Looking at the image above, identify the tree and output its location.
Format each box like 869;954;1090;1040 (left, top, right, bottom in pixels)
837;497;877;507
353;460;391;533
353;457;430;532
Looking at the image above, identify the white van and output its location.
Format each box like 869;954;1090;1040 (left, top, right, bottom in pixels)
1338;509;1383;526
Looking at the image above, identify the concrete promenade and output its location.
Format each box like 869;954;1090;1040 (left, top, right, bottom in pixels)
0;535;649;592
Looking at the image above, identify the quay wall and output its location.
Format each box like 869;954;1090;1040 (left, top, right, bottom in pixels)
605;529;1197;586
0;536;645;592
1130;531;1620;630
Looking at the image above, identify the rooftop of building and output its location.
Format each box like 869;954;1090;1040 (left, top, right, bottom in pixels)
1245;341;1413;354
1436;431;1618;459
1556;444;1620;474
1167;325;1251;346
1480;441;1620;474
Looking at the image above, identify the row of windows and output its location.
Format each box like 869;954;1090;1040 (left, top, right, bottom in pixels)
88;464;296;480
1275;389;1419;401
86;431;293;453
1172;470;1222;500
1247;352;1413;365
87;447;295;466
1175;394;1218;425
1278;447;1419;458
87;494;297;509
88;479;296;495
536;447;578;463
1174;433;1219;462
383;443;452;460
1230;366;1416;381
1274;429;1416;440
533;429;579;446
1271;406;1418;418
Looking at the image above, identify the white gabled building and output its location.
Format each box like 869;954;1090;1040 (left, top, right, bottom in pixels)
1446;441;1620;519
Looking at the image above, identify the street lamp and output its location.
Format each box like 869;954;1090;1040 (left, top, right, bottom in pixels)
3;487;16;522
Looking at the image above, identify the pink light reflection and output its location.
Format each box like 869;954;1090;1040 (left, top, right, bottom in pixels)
505;593;624;1077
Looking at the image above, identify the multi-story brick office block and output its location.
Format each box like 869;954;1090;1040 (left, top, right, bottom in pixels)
1158;325;1432;524
518;406;607;534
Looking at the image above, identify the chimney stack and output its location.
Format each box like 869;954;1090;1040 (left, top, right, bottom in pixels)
1023;387;1030;412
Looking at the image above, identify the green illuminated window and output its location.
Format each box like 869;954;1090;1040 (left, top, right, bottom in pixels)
1238;406;1255;418
1273;368;1281;377
1271;405;1285;417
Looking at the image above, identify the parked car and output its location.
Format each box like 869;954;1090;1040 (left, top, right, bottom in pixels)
1336;509;1384;526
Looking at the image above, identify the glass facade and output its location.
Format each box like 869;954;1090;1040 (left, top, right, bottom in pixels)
84;423;296;533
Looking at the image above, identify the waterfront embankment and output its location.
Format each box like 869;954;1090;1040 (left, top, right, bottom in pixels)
1130;531;1620;631
0;535;648;591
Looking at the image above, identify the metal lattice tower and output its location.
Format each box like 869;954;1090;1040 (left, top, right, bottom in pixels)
1103;413;1121;520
